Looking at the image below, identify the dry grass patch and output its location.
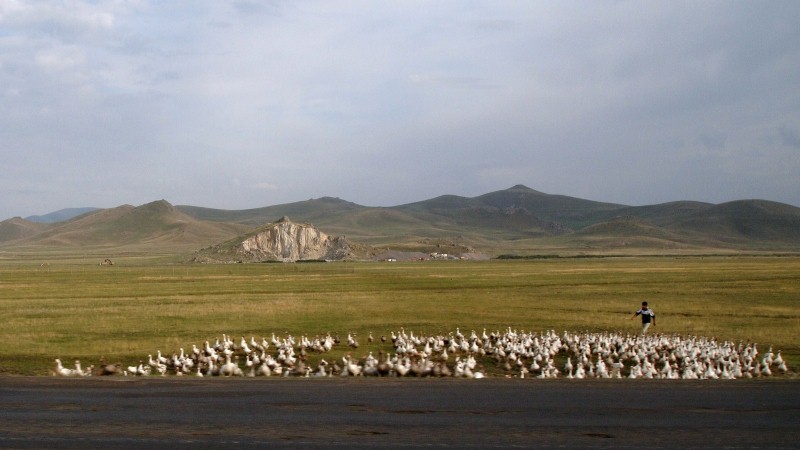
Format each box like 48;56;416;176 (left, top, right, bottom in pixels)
0;257;798;375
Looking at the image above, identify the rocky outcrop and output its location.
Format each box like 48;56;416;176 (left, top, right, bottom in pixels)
195;216;367;262
239;216;334;261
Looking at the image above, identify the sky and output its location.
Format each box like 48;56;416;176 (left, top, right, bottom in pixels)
1;1;799;220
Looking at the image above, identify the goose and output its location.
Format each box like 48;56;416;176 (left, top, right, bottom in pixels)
422;341;432;358
597;360;610;379
564;357;573;377
771;351;786;371
763;347;774;366
245;355;255;377
155;362;168;376
610;361;623;379
394;357;411;377
368;351;389;376
247;337;262;353
126;362;139;376
704;363;719;379
546;359;559;378
290;360;307;377
239;337;252;355
321;336;334;352
347;333;359;349
54;358;77;377
461;362;475;379
573;363;586;379
681;364;697;380
362;360;379;377
157;350;169;365
204;341;216;358
345;354;363;376
136;362;151;376
731;362;744;378
207;359;220;376
439;361;453;377
283;350;297;367
314;359;329;377
182;355;194;370
221;355;243;377
773;352;787;372
179;364;192;375
126;328;784;381
256;362;272;377
720;363;732;379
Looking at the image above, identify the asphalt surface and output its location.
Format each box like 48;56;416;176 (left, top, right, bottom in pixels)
1;377;798;448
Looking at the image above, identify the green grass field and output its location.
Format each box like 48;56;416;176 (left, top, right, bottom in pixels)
1;256;798;375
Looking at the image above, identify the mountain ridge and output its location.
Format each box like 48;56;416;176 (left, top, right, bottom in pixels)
2;185;799;255
2;200;252;252
24;207;100;224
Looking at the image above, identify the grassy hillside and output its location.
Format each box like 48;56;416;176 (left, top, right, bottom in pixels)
25;207;99;223
0;217;48;243
2;200;252;257
176;185;800;254
4;186;800;257
178;197;365;227
673;200;800;244
471;184;625;229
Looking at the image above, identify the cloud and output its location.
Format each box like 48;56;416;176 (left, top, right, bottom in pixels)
34;45;86;71
1;1;799;219
778;126;800;149
251;182;278;191
407;74;496;89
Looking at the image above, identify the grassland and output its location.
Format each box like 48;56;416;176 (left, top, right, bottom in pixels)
1;256;798;375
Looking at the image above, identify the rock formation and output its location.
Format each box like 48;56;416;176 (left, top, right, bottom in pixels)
195;216;368;263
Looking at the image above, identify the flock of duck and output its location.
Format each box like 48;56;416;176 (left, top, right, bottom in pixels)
54;328;789;380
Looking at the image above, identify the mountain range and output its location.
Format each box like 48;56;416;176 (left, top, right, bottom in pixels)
24;207;100;224
2;185;799;257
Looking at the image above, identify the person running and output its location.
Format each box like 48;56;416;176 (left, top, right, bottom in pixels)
631;301;656;334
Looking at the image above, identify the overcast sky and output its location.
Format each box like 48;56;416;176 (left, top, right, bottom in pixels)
1;1;799;219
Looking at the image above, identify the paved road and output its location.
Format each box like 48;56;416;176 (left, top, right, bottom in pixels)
1;377;798;448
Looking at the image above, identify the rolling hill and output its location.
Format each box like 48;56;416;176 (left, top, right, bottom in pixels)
24;207;99;224
0;200;251;254
0;217;48;243
2;185;799;257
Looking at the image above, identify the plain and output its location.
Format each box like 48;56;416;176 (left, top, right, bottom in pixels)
0;256;798;376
